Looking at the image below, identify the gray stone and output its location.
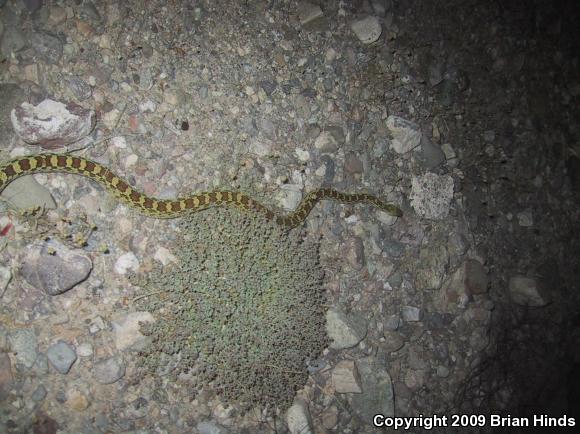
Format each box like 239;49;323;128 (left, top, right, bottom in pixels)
386;116;422;154
314;129;341;153
407;346;429;370
344;152;364;174
401;306;423;322
46;341;77;374
351;16;382;44
326;308;368;349
383;314;401;331
0;26;26;58
197;421;229;434
418;136;446;169
297;1;324;26
464;259;489;295
383;331;405;352
0;83;25;139
9;328;38;368
0;176;56;213
66;76;92;101
345;237;365;270
0;352;13;398
349;357;394;420
416;241;449;290
509;276;550;307
0;265;11;297
94;357;125;384
31;384;47;402
287;398;313;434
30;31;63;64
21;239;92;295
332;360;362;393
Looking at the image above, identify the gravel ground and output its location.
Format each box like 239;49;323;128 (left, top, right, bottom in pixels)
0;1;578;433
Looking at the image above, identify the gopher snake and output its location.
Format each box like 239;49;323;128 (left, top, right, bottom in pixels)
0;154;402;227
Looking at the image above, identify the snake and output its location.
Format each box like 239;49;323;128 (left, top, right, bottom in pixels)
0;153;402;227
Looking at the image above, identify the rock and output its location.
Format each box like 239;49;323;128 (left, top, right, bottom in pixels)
277;184;303;211
112;312;154;352
416;241;448;290
383;314;401;331
197;421;228;434
332;360;362;393
509;276;550;307
441;143;459;167
407;346;429;370
23;0;42;12
349;357;394;420
418;136;446;169
94;357;125;384
9;328;38;368
321;405;338;429
21;239;92;295
345;237;365;270
31;384;47;402
0;26;26;58
30;31;64;65
410;173;454;219
401;306;422;322
286;398;313;434
65;76;92;101
11;99;96;149
351;16;382;44
0;83;25;137
437;265;471;313
66;388;90;411
0;176;57;212
46;341;77;374
76;342;93;357
314;130;341;153
517;209;534;227
464;259;489;295
114;252;140;275
0;352;13;399
0;265;11;296
297;1;324;26
326;308;368;349
386;116;422;154
49;6;67;25
344;152;364;174
383;331;405;352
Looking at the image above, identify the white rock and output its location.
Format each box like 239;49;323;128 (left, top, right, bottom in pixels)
386;115;422;154
332;360;362;393
277;185;303;211
114;252;140;275
351;16;382;44
10;99;95;148
286;399;313;434
410;173;454;219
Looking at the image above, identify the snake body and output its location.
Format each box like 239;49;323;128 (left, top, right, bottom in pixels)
0;154;402;227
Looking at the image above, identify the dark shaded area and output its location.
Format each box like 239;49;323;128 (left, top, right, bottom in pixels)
393;0;579;429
